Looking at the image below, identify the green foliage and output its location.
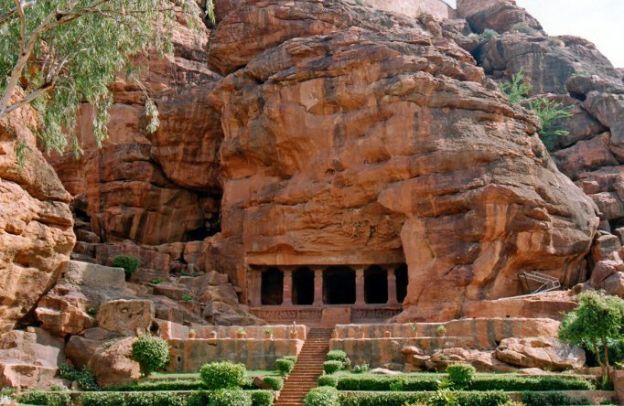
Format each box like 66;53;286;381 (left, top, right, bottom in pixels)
262;376;283;391
112;255;140;279
250;390;274;406
112;379;203;391
274;358;295;376
282;355;297;363
527;98;573;150
352;363;369;374
324;373;594;392
200;361;247;390
501;70;531;105
559;291;624;377
0;0;209;156
208;389;252;406
58;363;99;390
520;392;589;406
499;70;573;150
82;392;126;406
435;325;447;336
323;360;344;374
151;278;163;285
339;391;510;406
304;387;340;406
181;293;194;302
131;335;169;376
318;374;338;387
326;350;348;362
446;364;476;388
186;390;272;406
17;391;72;406
481;29;499;41
428;390;459;406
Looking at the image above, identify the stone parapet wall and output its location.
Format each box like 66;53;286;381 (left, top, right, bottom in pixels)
167;338;304;372
363;0;456;20
161;323;307;340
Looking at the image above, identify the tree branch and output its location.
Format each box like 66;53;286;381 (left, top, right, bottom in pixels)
0;81;55;118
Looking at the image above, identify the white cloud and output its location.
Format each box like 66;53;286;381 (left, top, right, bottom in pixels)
443;0;624;67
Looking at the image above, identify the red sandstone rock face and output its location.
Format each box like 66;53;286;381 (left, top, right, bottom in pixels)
0;102;75;333
208;0;599;320
49;4;223;246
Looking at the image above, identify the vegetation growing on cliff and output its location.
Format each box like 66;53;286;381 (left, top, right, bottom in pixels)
501;70;572;150
0;0;205;156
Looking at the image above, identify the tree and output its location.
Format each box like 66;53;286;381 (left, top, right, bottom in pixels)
0;0;205;157
559;291;624;379
131;334;169;376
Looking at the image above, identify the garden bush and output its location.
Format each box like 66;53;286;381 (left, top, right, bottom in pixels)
446;364;475;388
131;335;169;376
250;390;274;406
112;379;203;391
468;376;594;391
323;360;344;374
318;374;338;387
17;391;72;406
186;390;272;406
520;392;589;406
82;392;127;406
339;391;510;406
304;387;340;406
326;350;348;362
208;389;252;406
283;355;298;363
112;255;140;279
352;363;369;374
58;363;98;390
275;358;295;376
125;392;187;406
200;361;247;389
262;376;284;391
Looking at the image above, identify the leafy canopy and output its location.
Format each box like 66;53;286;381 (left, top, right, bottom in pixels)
0;0;204;156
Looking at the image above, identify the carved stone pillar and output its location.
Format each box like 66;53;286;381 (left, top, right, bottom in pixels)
250;270;262;307
313;268;324;306
387;267;398;305
355;267;365;306
282;268;293;306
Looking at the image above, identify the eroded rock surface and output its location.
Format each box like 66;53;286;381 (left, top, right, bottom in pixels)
0;101;75;334
495;336;586;371
210;0;598;319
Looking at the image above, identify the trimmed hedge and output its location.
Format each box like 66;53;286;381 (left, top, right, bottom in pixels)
520;392;589;406
187;390;273;406
338;391;510;406
131;335;170;376
324;360;344;374
326;350;349;362
200;362;247;389
275;358;295;376
17;391;72;406
113;379;203;391
320;374;594;392
304;387;340;406
446;364;475;388
263;376;284;391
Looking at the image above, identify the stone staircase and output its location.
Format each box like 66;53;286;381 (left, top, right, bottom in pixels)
276;328;333;406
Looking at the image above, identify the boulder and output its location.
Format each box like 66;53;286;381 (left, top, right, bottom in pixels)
427;347;516;372
88;337;141;388
0;100;75;334
96;300;154;335
0;329;65;389
65;328;120;368
495;337;585;371
460;0;543;34
604;272;624;297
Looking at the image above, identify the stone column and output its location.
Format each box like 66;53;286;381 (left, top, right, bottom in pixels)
387;267;398;305
355;267;365;306
250;270;262;307
313;268;324;306
282;268;293;306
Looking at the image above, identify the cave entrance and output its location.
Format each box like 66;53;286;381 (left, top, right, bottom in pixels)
293;267;314;305
365;266;388;304
261;268;283;305
323;267;356;305
396;264;408;303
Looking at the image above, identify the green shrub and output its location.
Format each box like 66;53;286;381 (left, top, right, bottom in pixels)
326;350;348;362
338;391;510;406
323;360;344;374
527;98;573;150
82;392;126;406
200;361;247;389
275;358;295;376
209;389;252;406
17;391;72;406
318;375;338;387
428;390;459;406
125;392;187;406
501;70;530;105
283;355;297;363
304;387;340;406
58;363;98;390
131;335;169;376
250;390;274;406
182;293;194;302
112;379;203;391
352;363;369;374
333;375;438;391
112;255;140;279
260;376;283;391
482;29;499;40
520;392;589;406
446;364;476;388
468;376;594;391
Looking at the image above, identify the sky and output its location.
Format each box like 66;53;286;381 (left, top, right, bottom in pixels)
443;0;624;67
